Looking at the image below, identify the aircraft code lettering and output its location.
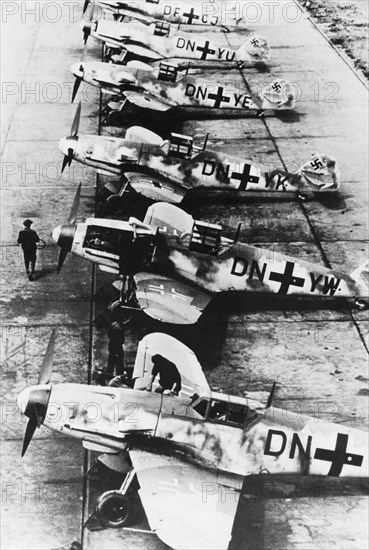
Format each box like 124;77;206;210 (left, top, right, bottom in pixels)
310;273;341;296
264;430;364;477
231;259;267;283
163;6;218;25
185;85;253;109
202;161;260;187
176;39;235;61
264;172;290;191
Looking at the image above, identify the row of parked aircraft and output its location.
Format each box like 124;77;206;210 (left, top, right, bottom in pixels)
19;2;368;550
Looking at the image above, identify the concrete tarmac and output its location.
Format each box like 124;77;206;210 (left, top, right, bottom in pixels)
1;1;368;550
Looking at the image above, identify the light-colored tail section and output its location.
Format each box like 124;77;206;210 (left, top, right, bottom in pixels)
260;79;297;110
237;35;270;62
350;260;369;294
298;153;340;192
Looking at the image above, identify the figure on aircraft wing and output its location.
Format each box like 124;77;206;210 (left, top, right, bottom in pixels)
59;104;340;205
82;16;270;68
18;331;369;549
52;190;369;324
70;57;296;113
83;0;242;28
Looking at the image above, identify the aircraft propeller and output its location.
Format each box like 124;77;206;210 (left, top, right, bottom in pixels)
82;0;96;44
60;102;81;173
53;183;81;274
18;330;56;456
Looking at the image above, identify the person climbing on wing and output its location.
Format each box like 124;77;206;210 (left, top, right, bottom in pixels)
146;354;182;396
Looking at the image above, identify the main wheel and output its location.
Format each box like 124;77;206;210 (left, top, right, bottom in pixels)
97;490;130;528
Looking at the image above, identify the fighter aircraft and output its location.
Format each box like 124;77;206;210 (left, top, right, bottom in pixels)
52;195;368;323
18;331;369;549
83;17;270;67
83;0;242;28
70;58;296;112
59;104;340;203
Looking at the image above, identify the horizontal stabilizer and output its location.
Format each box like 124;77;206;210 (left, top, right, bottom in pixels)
350;260;369;293
124;172;187;204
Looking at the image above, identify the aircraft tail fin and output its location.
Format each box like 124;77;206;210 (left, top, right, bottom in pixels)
260;79;297;110
350;260;369;292
237;35;270;62
298;153;340;193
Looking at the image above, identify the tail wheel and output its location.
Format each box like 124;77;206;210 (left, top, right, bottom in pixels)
97;490;130;528
355;299;368;311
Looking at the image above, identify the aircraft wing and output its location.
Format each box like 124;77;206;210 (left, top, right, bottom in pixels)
134;272;212;324
129;449;242;550
132;332;211;397
124;172;187;203
123;90;174;111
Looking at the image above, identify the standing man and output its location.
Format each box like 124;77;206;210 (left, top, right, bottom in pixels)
146;354;182;396
106;320;126;382
17;219;40;281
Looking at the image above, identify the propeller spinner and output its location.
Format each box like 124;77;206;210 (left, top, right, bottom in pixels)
17;330;56;456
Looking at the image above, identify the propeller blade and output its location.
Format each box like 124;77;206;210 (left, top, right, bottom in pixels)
57;246;69;275
68;183;82;225
38;330;57;385
61;154;69;174
71;76;82;103
21;417;38;457
71;102;81;137
82;42;88;62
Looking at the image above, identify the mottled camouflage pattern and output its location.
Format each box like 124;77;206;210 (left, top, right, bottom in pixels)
41;383;368;478
88;0;239;27
89;19;269;65
60;133;329;194
72;60;294;111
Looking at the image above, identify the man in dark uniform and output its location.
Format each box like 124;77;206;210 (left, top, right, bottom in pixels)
106;320;126;382
17;219;40;281
146;354;182;396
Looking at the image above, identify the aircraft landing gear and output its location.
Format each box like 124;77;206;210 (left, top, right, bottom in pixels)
355;298;368;311
96;470;136;528
110;275;139;324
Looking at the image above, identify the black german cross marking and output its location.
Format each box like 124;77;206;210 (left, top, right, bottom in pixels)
231;164;260;190
183;8;199;24
197;41;216;60
269;261;305;294
207;87;230;108
314;433;363;477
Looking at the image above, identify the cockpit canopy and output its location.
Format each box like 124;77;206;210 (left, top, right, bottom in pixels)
191;394;260;429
